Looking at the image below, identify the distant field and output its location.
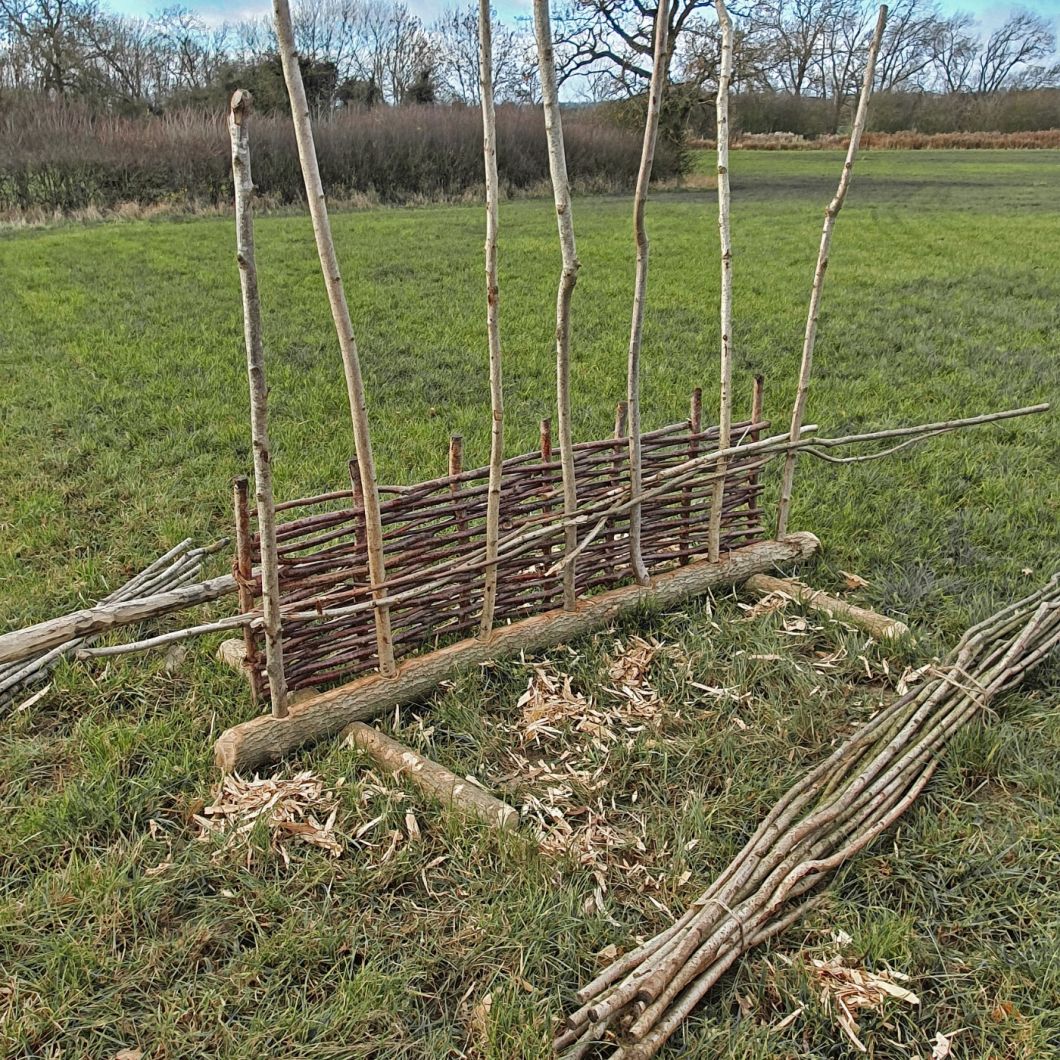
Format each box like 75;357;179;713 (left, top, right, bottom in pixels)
1;150;1058;1057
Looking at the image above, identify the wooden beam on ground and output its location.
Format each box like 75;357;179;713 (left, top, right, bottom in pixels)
743;573;910;640
344;721;518;831
214;533;820;773
0;574;238;667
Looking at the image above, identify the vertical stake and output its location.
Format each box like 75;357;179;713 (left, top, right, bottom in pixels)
611;402;628;555
449;434;471;629
228;90;288;719
749;374;765;527
232;476;262;705
540;417;555;596
680;388;702;565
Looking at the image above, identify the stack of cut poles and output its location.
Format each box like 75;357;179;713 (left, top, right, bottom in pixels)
557;573;1060;1059
0;539;224;715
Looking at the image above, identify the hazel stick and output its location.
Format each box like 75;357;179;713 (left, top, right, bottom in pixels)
708;0;735;562
272;0;396;676
229;90;288;718
625;0;670;586
477;0;505;638
776;4;889;537
532;0;581;611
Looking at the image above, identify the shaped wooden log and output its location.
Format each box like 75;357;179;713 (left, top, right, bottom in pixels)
214;533;820;772
344;721;518;831
744;573;910;640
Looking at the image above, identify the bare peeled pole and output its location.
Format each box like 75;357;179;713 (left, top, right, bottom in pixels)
557;572;1060;1058
776;5;889;537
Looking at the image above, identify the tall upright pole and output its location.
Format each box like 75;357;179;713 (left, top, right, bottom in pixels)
626;0;671;585
477;0;505;638
532;0;580;611
708;0;734;563
228;90;288;718
272;0;395;675
776;5;889;538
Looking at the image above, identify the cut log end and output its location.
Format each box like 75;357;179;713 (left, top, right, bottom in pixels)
213;535;820;774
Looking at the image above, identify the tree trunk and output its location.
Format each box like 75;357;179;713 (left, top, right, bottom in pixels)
477;0;505;638
709;0;735;563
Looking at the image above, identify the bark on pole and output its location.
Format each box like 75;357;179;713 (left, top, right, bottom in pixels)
228;100;288;718
532;0;581;612
708;0;734;563
776;4;888;538
477;0;505;638
272;0;396;676
626;0;671;586
214;533;821;773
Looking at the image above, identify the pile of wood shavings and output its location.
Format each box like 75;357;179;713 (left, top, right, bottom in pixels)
498;638;681;910
809;954;921;1052
193;771;343;865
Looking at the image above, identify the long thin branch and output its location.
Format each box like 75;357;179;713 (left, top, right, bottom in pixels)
533;0;581;612
625;0;670;587
478;0;505;638
708;0;735;563
228;89;288;718
776;4;889;538
272;0;396;676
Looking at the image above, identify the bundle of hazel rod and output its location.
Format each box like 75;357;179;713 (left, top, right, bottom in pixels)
0;539;226;715
557;572;1060;1059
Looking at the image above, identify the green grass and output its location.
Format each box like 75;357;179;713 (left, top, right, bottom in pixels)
1;149;1058;1058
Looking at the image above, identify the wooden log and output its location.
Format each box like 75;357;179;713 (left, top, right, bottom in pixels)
214;533;820;772
343;721;518;831
0;573;238;667
743;573;910;640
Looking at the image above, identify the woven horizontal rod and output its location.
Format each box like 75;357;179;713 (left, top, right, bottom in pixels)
214;533;820;772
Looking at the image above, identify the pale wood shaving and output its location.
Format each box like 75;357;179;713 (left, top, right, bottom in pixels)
193;771;343;860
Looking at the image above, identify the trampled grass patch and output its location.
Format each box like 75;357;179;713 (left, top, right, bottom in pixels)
0;150;1057;1057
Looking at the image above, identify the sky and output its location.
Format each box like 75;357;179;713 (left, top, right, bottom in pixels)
99;0;1060;30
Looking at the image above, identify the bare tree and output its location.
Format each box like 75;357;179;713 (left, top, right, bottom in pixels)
433;2;527;103
552;0;704;97
974;9;1056;94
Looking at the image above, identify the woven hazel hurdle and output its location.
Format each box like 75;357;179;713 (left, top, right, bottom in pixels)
211;0;864;771
234;407;770;698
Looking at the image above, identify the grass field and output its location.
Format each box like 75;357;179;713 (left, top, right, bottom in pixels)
1;149;1058;1058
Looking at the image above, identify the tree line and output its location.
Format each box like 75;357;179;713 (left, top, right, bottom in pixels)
1;0;1057;125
